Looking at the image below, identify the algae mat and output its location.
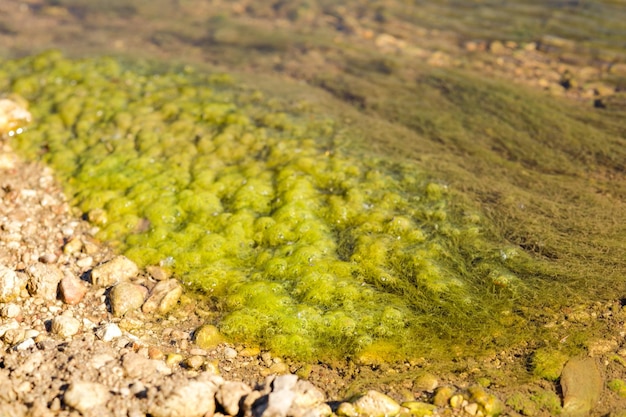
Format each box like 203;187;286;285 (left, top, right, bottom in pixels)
1;51;552;363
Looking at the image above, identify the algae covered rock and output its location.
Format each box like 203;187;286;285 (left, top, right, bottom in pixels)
194;324;226;349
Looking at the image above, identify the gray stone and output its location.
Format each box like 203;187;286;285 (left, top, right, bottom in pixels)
142;279;182;314
561;357;603;417
0;265;21;302
216;381;252;416
350;390;401;417
26;263;63;300
91;255;138;287
64;381;110;413
109;282;147;317
51;315;81;338
149;379;218;417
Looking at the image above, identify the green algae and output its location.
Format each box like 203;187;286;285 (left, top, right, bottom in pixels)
0;51;556;362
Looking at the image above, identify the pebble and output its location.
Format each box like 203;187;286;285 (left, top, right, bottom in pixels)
90;255;139;287
149;378;219;417
51;315;81;338
3;327;25;345
350;390;401;417
184;355;205;370
224;346;238;359
146;265;170;281
216;381;252;416
95;323;123;342
194;324;225;349
290;380;330;417
1;303;21;318
58;273;87;305
63;381;110;413
63;237;83;255
560;357;603;417
15;338;36;351
76;256;93;269
0;265;21;302
141;279;182;315
122;352;160;379
336;402;358;417
109;282;147;317
414;373;439;392
468;386;504;417
26;262;63;301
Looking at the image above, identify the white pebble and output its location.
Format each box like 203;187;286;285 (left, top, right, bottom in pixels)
96;323;123;342
51;315;81;338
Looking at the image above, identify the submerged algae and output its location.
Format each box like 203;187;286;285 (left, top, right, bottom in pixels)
5;51;533;362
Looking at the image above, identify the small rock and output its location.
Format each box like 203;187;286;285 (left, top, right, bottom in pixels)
64;381;110;413
3;327;25;345
149;378;219;417
109;282;147;317
184;355;205;370
95;323;123;341
336;402;358;417
0;319;20;338
432;386;455;407
0;265;21;302
194;324;225;349
468;386;504;417
414;373;439;392
51;315;81;338
264;390;296;417
63;237;83;255
26;263;63;301
216;381;252;416
122;352;160;379
76;256;93;269
142;279;182;314
351;390;401;417
15;338;36;351
224;346;238;359
90;255;138;287
148;346;165;360
401;401;436;416
58;273;87;305
262;362;290;376
273;374;299;392
560;357;603;417
1;303;21;318
289;380;329;417
165;353;184;366
146;265;170;281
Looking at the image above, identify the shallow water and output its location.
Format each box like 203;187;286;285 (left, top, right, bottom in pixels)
1;0;626;372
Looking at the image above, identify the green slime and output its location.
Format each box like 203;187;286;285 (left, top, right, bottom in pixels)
4;51;531;362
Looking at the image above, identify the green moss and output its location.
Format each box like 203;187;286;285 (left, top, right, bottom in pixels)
6;52;545;363
531;348;569;381
608;379;626;398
